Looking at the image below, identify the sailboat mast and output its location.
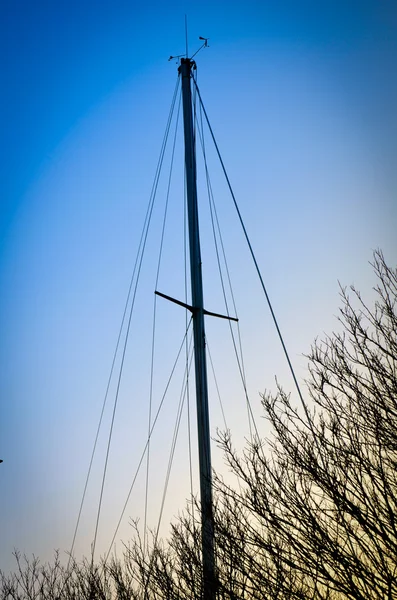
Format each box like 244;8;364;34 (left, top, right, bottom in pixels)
179;57;216;598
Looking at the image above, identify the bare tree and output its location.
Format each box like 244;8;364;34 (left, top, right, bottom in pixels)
2;251;396;599
128;249;397;598
214;249;397;599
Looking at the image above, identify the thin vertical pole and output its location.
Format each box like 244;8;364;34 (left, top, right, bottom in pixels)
179;57;216;599
185;15;189;58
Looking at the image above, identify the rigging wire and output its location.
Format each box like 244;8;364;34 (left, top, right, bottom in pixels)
90;75;181;565
184;166;195;507
206;340;228;431
143;334;195;598
68;74;180;567
104;317;193;565
192;78;312;433
194;85;255;441
206;335;245;497
143;87;182;554
67;301;130;565
157;335;194;535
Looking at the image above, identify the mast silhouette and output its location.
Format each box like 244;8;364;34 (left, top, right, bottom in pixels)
179;57;216;599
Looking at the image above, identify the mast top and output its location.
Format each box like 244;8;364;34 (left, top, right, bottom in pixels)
178;57;196;75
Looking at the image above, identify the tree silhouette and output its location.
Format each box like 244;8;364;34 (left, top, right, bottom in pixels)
1;250;396;599
211;249;397;599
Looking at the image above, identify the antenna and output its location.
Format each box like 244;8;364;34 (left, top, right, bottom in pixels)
168;16;189;63
185;15;188;58
168;22;209;64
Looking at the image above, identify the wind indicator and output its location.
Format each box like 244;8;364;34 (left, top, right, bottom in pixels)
169;36;209;63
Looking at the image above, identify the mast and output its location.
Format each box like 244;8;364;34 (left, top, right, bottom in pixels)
179;57;216;599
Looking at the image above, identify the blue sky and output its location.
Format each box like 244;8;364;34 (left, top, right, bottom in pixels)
1;0;396;573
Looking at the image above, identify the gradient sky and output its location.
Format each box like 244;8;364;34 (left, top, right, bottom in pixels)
1;0;396;573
